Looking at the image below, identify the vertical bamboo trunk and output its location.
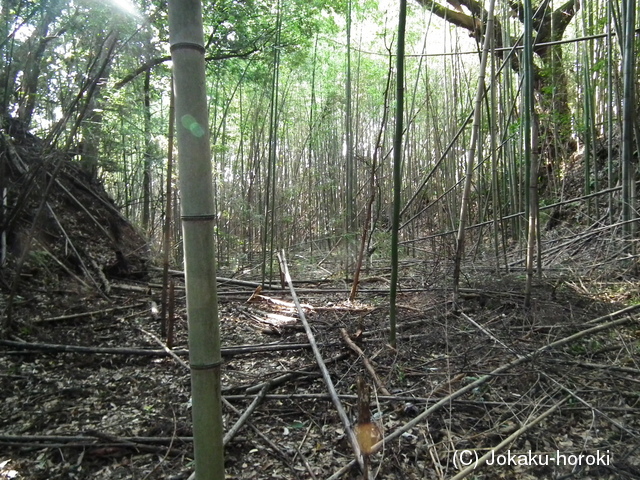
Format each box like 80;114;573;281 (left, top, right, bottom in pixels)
489;28;502;271
160;80;175;339
262;4;281;285
167;1;224;478
607;0;614;225
389;0;407;348
452;0;495;303
350;58;391;302
523;0;539;308
0;154;6;267
345;0;355;276
621;0;636;242
142;68;152;233
308;36;318;259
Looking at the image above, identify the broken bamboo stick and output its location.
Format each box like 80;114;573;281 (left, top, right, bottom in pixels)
340;328;391;396
276;250;366;474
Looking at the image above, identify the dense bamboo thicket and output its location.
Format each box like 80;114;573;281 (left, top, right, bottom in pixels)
1;0;638;281
1;3;639;479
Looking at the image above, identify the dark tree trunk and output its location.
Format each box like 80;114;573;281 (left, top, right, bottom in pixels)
16;0;64;126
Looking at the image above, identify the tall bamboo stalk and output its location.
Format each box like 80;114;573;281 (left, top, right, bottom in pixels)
167;0;224;478
261;2;282;285
452;0;495;303
345;0;355;276
350;53;392;302
390;0;407;348
621;0;636;242
607;0;614;225
523;0;539;308
160;79;175;339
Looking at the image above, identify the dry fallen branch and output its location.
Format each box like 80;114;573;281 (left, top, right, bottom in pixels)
164;337;293;480
0;339;186;356
222;398;298;475
134;325;189;369
31;238;91;290
459;311;512;353
223;385;269;446
0;434;193;444
0;432;188;456
186;397;298;480
244;351;349;394
239;307;300;333
247;291;315;312
545;358;640;375
585;303;640;324
84;430;186;456
542;374;637;438
340;328;391;396
45;202;107;296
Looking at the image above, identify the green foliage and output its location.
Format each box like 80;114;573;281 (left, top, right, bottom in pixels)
592;57;607;73
508;119;521;138
27;250;49;268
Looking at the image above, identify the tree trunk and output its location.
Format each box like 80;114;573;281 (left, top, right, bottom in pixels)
16;0;64;126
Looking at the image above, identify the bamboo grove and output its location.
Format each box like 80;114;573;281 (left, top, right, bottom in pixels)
1;0;638;280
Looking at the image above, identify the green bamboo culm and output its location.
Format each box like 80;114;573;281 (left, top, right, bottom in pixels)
621;0;636;243
523;0;539;308
389;0;407;349
452;0;496;303
344;0;355;277
262;0;282;286
167;0;225;478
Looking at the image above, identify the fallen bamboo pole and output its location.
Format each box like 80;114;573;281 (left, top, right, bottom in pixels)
276;251;366;475
0;339;312;357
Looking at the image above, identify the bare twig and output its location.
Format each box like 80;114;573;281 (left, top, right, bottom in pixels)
0;434;192;444
244;352;349;394
340;328;391;396
84;430;185;456
141;407;179;480
134;325;189;369
31;239;90;289
35;303;146;323
543;375;637;438
459;312;513;353
585;303;640;324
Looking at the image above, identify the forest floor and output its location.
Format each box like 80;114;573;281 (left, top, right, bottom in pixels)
1;249;639;480
1;125;639;479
